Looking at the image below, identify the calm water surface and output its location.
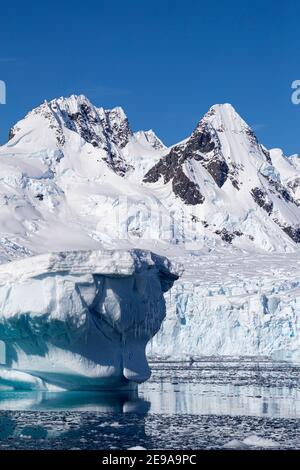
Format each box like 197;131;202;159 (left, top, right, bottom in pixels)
0;360;300;449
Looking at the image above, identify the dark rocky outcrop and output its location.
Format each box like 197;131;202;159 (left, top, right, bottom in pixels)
144;146;182;184
172;168;205;205
144;122;230;204
8;128;15;141
205;158;229;188
195;131;215;153
261;172;295;204
215;228;244;244
282;225;300;243
251;188;273;214
144;146;205;205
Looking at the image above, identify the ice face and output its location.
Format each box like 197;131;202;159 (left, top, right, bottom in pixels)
0;250;179;391
0;340;5;364
147;250;300;362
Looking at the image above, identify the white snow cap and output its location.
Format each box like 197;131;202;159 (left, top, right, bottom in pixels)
1;93;300;260
200;102;250;130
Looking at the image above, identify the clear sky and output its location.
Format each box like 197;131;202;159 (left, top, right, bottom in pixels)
0;0;299;154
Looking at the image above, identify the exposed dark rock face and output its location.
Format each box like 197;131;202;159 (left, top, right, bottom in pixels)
215;228;244;244
45;99;132;177
144;122;231;204
172;168;205;205
260;172;295;204
230;178;240;190
8;128;16;141
205;158;229;188
251;185;300;243
251;187;273;214
100;109;132;149
282;225;300;243
273;218;300;243
215;228;235;243
66;104;132;176
261;147;272;164
277;187;293;202
63;103;101;148
143;145;205;205
245;128;259;146
143;146;181;185
184;124;230;188
196;131;215;153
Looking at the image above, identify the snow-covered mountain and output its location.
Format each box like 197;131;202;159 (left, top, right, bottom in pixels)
1;94;300;262
144;103;300;251
0;94;168;263
1;94;300;363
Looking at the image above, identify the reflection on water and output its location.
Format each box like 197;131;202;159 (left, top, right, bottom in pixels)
140;382;300;419
0;390;150;414
0;382;299;419
0;361;300;449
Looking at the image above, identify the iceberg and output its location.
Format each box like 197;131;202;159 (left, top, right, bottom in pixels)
0;250;179;391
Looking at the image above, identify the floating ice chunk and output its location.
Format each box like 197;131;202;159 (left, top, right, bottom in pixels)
128;446;146;450
0;249;180;391
223;435;279;449
243;434;279;448
222;439;248;449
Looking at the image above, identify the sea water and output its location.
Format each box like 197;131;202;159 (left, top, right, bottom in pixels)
0;360;299;449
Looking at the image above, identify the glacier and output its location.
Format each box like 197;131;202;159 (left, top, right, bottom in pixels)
0;250;179;391
148;250;300;362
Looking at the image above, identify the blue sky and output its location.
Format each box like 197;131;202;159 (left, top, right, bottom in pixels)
0;0;299;154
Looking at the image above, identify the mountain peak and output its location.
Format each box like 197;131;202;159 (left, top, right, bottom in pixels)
2;96;300;254
134;129;166;150
200;102;249;133
105;106;127;121
42;94;95;118
51;93;91;106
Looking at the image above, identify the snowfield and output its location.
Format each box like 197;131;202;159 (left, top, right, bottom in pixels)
0;93;300;375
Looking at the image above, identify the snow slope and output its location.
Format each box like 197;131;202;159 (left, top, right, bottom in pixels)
0;250;179;390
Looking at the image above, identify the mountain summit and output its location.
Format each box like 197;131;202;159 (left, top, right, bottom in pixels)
0;95;300;261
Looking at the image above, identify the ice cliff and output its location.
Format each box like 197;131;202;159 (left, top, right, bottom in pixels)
0;250;179;391
148;251;300;362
